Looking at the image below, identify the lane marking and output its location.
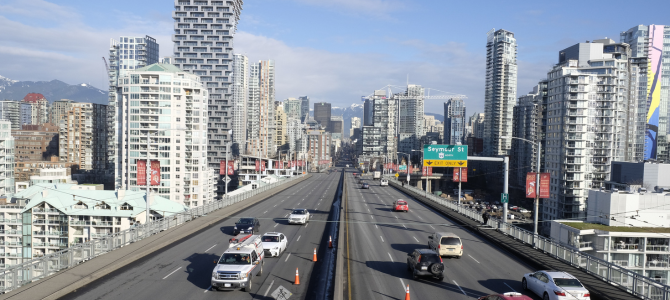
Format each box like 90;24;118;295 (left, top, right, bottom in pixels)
399;278;406;291
504;282;517;292
297;235;301;241
388;252;394;262
413;236;419;243
205;244;217;252
370;215;373;219
453;280;467;296
285;214;289;217
429;225;435;229
394;216;398;219
163;266;182;279
264;280;275;297
468;255;480;264
204;285;211;292
375;224;378;229
402;224;407;229
285;252;292;262
274;223;279;228
264;211;268;214
306;223;309;228
380;235;384;242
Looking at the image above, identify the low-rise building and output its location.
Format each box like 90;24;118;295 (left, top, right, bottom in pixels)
13;124;59;162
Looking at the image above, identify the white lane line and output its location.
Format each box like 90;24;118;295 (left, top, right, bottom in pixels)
264;211;268;214
468;255;480;264
504;282;517;292
274;223;279;228
375;224;378;228
388;252;394;262
264;280;275;297
204;285;211;292
274;204;277;207
305;223;309;228
413;236;419;242
285;214;289;217
429;225;435;229
380;235;384;242
453;280;467;296
402;224;407;229
394;215;398;219
205;244;217;252
285;252;292;262
399;278;406;290
370;215;373;219
163;266;182;279
297;235;301;241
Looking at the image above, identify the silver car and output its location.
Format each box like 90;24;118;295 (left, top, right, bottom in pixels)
522;270;590;300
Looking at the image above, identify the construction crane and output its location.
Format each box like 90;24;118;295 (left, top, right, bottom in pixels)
102;57;109;73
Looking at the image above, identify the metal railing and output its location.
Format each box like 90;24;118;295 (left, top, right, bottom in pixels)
386;176;670;300
0;174;305;294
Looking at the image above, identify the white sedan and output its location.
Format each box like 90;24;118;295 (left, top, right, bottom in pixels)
288;208;310;224
261;232;287;257
522;270;591;300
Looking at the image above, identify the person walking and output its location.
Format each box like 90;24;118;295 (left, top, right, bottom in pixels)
482;212;489;225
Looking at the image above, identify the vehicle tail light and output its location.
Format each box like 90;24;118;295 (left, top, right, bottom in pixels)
461;245;463;250
584;293;590;297
417;255;421;263
438;244;441;249
553;290;566;296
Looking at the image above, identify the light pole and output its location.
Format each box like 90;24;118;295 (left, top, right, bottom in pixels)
397;151;411;184
411;149;427;198
502;136;541;245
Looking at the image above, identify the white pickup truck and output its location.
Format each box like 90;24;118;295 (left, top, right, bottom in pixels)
211;234;264;292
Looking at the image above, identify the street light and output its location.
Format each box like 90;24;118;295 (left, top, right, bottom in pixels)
411;149;427;198
501;136;541;246
397;151;411;185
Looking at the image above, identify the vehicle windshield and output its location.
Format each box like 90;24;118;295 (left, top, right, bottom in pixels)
237;218;254;224
218;253;251;264
440;237;461;245
263;236;279;243
292;210;305;215
553;278;583;287
419;254;441;263
397;201;407;205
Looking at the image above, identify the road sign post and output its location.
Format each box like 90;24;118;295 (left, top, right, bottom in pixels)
423;145;468;167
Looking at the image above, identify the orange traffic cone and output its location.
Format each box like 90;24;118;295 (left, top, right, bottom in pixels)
294;268;300;285
313;248;317;262
329;236;333;248
405;284;410;300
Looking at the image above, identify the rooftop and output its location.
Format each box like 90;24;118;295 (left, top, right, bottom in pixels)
135;63;184;74
559;221;670;233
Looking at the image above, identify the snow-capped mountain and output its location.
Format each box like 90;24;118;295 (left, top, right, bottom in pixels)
0;75;107;104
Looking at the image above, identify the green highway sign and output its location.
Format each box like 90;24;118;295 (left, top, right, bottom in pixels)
423;145;468;167
399;165;407;171
501;193;509;203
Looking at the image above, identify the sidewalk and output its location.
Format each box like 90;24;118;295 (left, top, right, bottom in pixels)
0;174;311;300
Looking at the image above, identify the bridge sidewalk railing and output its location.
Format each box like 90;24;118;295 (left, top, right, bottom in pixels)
386;176;670;300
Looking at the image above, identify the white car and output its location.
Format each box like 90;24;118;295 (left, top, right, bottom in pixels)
288;208;310;224
522;270;591;300
261;232;287;257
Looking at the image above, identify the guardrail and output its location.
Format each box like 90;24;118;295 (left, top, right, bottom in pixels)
386;176;670;300
0;175;305;294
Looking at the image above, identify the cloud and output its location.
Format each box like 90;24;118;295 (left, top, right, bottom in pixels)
293;0;405;16
0;0;79;22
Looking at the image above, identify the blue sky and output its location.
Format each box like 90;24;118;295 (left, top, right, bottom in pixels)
0;0;669;114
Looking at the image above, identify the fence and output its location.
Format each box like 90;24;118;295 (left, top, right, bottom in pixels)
0;174;305;293
386;176;670;300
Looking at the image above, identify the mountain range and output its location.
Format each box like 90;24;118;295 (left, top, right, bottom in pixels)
0;75;107;104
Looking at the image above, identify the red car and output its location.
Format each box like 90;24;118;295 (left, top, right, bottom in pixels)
393;200;409;212
478;292;533;300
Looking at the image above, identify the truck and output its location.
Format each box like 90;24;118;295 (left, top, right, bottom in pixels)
211;234;264;292
373;171;381;180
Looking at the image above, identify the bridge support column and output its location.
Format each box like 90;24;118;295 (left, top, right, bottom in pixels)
417;180;423;190
427;179;432;193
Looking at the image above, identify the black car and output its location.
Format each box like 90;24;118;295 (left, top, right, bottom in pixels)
407;249;444;280
233;217;260;235
361;183;369;189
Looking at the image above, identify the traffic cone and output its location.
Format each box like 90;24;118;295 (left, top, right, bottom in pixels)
294;268;300;285
329;236;333;248
313;248;317;262
405;284;410;300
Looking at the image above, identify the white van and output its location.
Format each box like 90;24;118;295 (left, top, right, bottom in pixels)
380;178;389;186
428;232;463;258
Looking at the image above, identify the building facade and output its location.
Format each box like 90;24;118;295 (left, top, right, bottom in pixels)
0;121;14;197
275;102;288;151
360;90;396;161
0;101;20;131
21;93;49;126
397;85;425;162
350;116;361;139
49;99;75;125
246;60;276;158
314;102;331;132
13;124;59;163
511;81;547;190
231;53;248;156
58;103;108;174
444;98;466;145
483;29;517;156
300;96;310;123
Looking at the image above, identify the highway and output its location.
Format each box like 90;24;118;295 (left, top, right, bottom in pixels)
61;171;341;300
345;170;541;299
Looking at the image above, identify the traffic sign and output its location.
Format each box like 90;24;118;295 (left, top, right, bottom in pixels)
395;173;399;178
501;193;509;203
399;165;407;171
224;176;232;183
271;285;293;300
423;145;468;167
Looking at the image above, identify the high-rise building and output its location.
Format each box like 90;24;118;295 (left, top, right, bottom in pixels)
330;116;343;146
621;25;670;161
314;102;331;132
511;81;547;190
350;116;361;139
275;101;288;150
444;98;466;145
246;60;276;158
284;98;302;120
49;99;75;125
0;121;14;197
59;103;108;174
117;63;216;207
483;29;517;156
231;53;248;156
21;93;49;125
360;90;396;160
19;102;32;128
108;35;160;189
545;39;632;220
300;96;310;123
397;84;425;161
172;0;244;182
0;101;20;130
468;113;485;139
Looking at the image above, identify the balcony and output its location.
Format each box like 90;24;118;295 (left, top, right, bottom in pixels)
612;243;640;250
646;260;670;268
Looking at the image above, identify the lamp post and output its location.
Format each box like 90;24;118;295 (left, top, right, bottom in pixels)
397;151;411;184
502;136;541;245
411;149;427;198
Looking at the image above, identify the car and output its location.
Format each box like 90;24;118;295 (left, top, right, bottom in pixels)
233;217;260;235
380;178;389;186
478;292;534;300
393;200;409;212
519;208;530;213
211;235;264;292
522;270;591;300
406;249;444;280
361;183;370;189
261;232;287;257
288;208;310;224
428;232;463;258
510;206;519;211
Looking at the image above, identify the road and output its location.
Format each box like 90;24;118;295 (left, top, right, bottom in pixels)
345;170;541;300
62;171;341;300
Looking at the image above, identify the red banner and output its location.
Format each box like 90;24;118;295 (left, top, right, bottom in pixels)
219;160;225;175
255;160;260;172
275;161;279;169
452;168;467;182
540;173;550;198
137;160;147;186
427;167;433;176
261;161;266;171
150;160;160;186
526;172;537;198
228;161;234;175
422;166;427;176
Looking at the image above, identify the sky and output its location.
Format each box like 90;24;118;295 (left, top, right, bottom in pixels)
0;0;669;115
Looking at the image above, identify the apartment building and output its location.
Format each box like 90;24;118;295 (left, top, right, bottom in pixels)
483;29;517;156
14;156;74;183
397;84;424;162
13;124;58;162
0;101;20;130
360;90;396;161
49;99;75;125
314;102;331;132
0;121;14;198
231;53;248;155
511;81;547;190
300;96;310;123
58;103;108;174
21;93;48;126
350;116;361;139
275;102;288;151
444;98;466;145
116;63;216;207
246;60;275;158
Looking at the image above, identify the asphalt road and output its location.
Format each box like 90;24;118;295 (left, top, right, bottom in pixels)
346;170;542;300
61;171;341;300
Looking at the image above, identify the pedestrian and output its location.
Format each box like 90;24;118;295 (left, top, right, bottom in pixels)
402;181;405;187
482;212;489;225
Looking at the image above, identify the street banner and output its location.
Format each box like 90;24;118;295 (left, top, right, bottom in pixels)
255;160;260;172
220;160;225;175
137;160;147;186
275;161;280;169
427;167;433;176
228;161;234;175
540;173;550;198
453;168;467;182
261;161;266;172
422;167;427;176
526;172;537;198
150;160;160;186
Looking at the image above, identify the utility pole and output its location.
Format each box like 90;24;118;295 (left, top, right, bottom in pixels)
145;131;151;225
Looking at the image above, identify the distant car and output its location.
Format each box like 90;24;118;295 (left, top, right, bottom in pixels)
478;292;534;300
407;249;444;280
233;217;260;235
261;232;287;257
522;270;591;300
393;200;409;212
519;208;530;213
428;232;463;258
362;183;369;189
380;178;389;186
510;206;519;211
288;208;310;225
